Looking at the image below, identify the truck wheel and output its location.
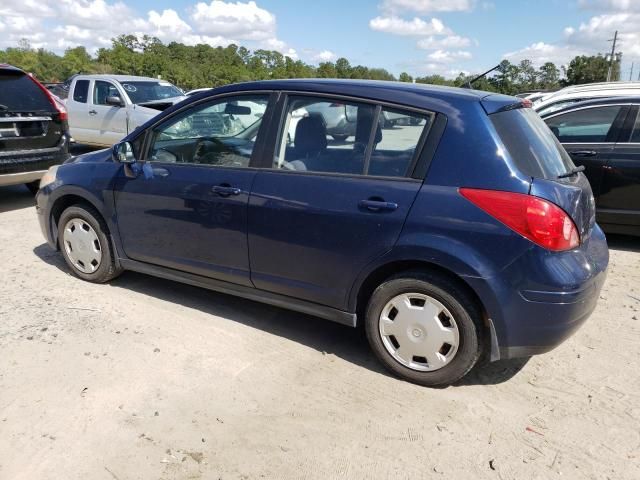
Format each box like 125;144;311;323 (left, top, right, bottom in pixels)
58;204;122;283
365;271;482;387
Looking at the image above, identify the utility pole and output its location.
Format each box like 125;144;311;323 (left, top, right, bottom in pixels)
607;30;618;82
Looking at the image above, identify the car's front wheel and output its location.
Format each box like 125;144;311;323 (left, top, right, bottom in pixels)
365;271;482;387
58;204;122;283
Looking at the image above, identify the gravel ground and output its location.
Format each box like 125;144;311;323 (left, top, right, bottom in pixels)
1;183;639;480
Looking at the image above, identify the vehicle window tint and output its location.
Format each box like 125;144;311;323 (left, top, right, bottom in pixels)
545;106;622;143
93;81;121;105
148;95;269;167
73;80;89;103
274;97;428;177
0;71;52;111
491;107;575;179
369;108;430;177
631;110;640;143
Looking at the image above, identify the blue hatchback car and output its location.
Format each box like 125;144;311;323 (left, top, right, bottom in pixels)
36;79;608;386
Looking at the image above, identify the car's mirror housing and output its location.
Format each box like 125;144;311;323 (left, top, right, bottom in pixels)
113;141;136;164
106;95;124;107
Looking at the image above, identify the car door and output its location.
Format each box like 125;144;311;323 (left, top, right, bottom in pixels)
114;93;274;286
67;79;92;143
597;105;640;230
545;104;629;199
247;94;432;311
88;80;128;145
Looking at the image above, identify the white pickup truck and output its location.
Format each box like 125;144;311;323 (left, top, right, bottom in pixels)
64;74;186;147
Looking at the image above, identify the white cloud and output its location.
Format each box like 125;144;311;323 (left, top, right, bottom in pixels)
417;35;472;49
369;16;451;36
427;49;472;62
381;0;475;13
190;0;276;41
314;50;337;62
577;0;636;11
0;0;301;57
503;42;583;68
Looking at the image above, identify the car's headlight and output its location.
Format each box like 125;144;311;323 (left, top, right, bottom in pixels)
39;165;59;189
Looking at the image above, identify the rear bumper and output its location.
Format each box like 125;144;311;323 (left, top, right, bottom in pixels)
0;169;47;186
466;225;609;360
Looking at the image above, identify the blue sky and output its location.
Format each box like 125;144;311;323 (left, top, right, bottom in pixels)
0;0;638;79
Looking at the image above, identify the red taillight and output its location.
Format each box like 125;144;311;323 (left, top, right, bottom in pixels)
460;188;580;251
27;74;68;121
521;98;532;108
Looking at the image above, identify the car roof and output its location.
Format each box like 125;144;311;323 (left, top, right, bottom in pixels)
539;96;640;117
0;64;24;73
200;78;518;115
75;74;168;82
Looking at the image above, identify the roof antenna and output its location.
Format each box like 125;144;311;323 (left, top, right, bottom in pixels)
463;64;501;89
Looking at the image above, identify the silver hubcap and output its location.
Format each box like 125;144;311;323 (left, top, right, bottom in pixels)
62;218;102;274
379;293;459;371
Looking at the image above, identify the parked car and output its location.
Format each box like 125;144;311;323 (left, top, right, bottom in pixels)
35;79;608;387
534;82;640;116
64;74;186;147
0;64;71;193
540;96;640;236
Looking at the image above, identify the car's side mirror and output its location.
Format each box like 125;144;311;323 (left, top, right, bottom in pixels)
113;141;136;164
106;95;124;107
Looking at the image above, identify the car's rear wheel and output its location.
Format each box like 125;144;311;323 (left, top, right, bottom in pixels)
365;271;482;387
58;205;122;283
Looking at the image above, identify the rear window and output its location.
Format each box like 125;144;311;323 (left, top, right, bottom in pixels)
491;107;575;179
0;70;53;112
73;80;90;103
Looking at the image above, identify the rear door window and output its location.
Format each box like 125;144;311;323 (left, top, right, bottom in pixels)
73;80;90;103
630;109;640;143
491;107;574;179
273;96;431;178
545;106;623;143
0;70;53;112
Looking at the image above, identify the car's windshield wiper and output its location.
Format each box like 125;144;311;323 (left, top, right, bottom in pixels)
558;165;585;178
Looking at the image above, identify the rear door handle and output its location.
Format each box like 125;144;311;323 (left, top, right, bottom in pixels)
358;199;398;212
152;167;169;177
212;185;241;196
568;150;596;157
88;110;97;115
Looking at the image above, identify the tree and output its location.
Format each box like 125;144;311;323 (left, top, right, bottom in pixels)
399;72;413;82
517;59;537;90
335;57;351;78
564;54;610;85
538;62;560;90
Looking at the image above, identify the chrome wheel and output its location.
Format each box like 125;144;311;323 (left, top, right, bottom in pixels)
62;218;102;274
379;293;459;371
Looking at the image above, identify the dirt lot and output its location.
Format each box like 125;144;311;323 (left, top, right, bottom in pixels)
1;183;639;480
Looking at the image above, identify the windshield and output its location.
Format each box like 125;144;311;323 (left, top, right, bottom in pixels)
491;107;575;179
118;81;183;104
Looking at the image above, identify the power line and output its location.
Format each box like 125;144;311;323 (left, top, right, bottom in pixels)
606;30;618;82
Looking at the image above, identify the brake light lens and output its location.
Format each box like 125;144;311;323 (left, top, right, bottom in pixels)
460;188;580;251
27;74;68;121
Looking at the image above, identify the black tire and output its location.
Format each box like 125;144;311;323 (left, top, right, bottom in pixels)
332;134;349;141
25;181;40;195
58;204;122;283
365;271;483;387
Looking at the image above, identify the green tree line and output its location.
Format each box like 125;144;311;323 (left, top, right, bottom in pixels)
0;36;623;94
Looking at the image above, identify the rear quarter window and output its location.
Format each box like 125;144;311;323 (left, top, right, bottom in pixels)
491;107;575;179
0;71;53;111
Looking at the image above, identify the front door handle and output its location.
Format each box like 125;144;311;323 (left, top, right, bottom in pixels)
88;110;97;115
212;185;241;196
152;167;169;177
568;150;596;157
359;199;398;212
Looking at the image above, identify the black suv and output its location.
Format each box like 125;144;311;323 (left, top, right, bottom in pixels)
0;64;70;193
